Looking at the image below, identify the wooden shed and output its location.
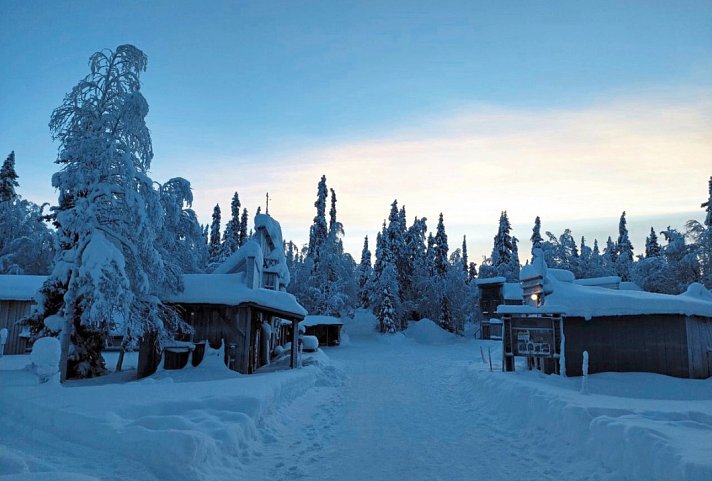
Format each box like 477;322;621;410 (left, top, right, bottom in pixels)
0;275;45;355
498;250;712;379
138;213;308;378
475;277;522;340
300;316;344;347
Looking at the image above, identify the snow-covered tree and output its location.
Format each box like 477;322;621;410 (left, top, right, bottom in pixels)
308;175;329;261
433;213;449;278
685;177;712;289
0;151;54;275
23;45;187;380
486;211;518;281
0;151;19;202
378;286;397;334
645;227;661;258
208;204;222;264
531;216;543;251
358;236;372;308
615;211;634;281
221;192;241;259
238;207;249;247
156;177;207;273
461;236;469;278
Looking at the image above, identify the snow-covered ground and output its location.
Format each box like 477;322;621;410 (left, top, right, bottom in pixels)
1;311;711;480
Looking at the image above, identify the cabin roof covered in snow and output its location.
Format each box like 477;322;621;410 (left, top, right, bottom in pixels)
498;274;712;320
213;240;263;275
299;315;344;327
164;273;306;318
0;275;46;301
502;282;523;300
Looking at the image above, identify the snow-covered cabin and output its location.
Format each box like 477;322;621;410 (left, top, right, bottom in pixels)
300;315;344;347
497;249;712;379
137;214;307;377
475;276;522;339
0;275;45;354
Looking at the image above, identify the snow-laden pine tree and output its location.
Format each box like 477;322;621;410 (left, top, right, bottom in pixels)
531;216;543;251
0;152;54;275
238;207;249;247
433;213;449;278
308;175;329;262
461;236;469;278
290;178;357;316
615;211;634;281
208;204;222;265
220;192;241;259
24;45;187;380
685;177;712;289
486;211;518;281
358;236;372;308
0;151;19;202
157;177;207;273
603;236;617;273
378;286;397;334
645;227;661;258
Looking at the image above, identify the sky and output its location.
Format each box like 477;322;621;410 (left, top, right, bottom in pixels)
1;1;711;263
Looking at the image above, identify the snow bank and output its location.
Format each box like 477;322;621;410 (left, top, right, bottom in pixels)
466;366;712;481
405;319;454;345
0;349;341;480
30;337;61;383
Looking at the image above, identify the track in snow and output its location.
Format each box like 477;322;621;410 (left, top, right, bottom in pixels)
244;332;609;481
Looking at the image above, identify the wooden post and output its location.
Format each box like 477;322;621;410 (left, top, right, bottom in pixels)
290;319;298;368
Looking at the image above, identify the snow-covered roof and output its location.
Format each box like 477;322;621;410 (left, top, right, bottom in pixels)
299;315;344;327
164;273;306;318
254;214;283;251
572;276;621;288
498;273;712;320
475;276;506;286
213;240;263;275
502;282;523;301
0;275;46;301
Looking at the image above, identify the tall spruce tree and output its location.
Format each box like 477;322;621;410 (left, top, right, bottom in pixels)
0;151;19;202
433;213;449;278
308;175;329;262
531;216;543;251
221;192;241;258
461;236;469;277
209;204;222;263
645;227;661;258
238;207;249;247
358;236;372;308
616;211;634;281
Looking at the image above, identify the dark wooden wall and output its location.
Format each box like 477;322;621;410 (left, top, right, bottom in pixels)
0;300;31;355
563;315;691;378
304;324;342;346
478;285;503;318
686;316;712;379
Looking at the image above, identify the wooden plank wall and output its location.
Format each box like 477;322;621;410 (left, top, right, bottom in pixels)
564;315;690;378
0;300;31;355
686;316;712;379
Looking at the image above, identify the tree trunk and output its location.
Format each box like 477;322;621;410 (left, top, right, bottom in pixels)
115;348;125;372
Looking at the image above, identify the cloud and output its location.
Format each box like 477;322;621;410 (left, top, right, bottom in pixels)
182;89;712;261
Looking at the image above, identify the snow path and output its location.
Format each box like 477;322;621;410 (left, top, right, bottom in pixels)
244;333;607;481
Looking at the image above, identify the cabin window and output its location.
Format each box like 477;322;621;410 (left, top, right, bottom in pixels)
263;272;277;290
